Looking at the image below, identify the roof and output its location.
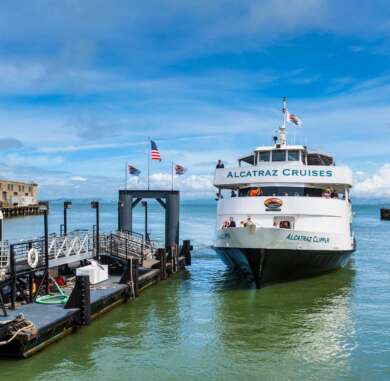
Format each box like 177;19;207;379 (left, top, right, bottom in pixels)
0;179;38;186
254;144;306;151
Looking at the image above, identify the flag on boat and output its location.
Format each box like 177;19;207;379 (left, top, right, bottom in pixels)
128;165;141;176
286;110;302;126
175;164;187;175
150;140;161;161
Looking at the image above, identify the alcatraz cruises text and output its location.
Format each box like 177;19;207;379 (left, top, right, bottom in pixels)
226;168;334;179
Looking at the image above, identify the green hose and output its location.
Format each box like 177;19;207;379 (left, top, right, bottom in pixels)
35;294;69;304
35;276;69;305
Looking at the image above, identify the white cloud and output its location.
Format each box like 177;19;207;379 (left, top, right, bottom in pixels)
355;164;390;198
71;176;88;182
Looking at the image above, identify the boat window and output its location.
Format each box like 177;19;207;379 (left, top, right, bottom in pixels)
288;150;300;161
239;186;326;197
271;150;286;162
258;151;270;162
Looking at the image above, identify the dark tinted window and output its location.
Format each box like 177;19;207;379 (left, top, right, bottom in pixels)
272;150;286;161
239;187;324;197
259;151;270;162
288;150;300;161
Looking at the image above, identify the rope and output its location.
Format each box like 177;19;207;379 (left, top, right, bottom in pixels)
0;320;35;346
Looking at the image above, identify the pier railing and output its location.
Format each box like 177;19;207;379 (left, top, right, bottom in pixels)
0;229;158;275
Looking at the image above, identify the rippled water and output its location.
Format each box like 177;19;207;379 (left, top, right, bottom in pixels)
1;200;390;380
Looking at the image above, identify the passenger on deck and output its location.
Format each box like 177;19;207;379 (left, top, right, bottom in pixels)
323;188;332;198
280;221;291;229
248;187;262;197
241;217;255;227
245;217;255;227
216;160;224;169
222;220;230;229
231;190;237;197
228;217;236;227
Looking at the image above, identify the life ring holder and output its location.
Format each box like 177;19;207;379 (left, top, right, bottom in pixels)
27;248;39;269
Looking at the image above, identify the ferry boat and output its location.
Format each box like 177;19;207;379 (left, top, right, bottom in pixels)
212;98;355;288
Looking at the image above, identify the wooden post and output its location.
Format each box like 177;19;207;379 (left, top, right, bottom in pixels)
132;258;139;297
158;248;167;280
182;240;192;266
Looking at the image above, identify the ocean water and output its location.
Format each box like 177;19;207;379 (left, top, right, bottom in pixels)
1;200;390;380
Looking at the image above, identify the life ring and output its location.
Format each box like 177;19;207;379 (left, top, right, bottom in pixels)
27;248;39;268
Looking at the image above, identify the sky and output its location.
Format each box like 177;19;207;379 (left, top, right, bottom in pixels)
0;0;390;199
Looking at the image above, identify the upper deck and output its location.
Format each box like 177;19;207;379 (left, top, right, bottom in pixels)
214;134;352;188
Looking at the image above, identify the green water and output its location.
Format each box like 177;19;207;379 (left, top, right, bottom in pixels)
0;201;389;380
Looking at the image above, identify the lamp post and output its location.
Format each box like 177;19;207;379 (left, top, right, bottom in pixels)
63;201;72;236
141;201;148;241
0;209;3;242
91;201;100;260
39;202;49;294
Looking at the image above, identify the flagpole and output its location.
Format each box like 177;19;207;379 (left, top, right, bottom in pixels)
147;137;150;190
125;161;128;190
171;161;174;191
282;96;287;128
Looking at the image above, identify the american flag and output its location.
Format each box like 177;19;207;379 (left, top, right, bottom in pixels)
150;140;161;161
128;165;141;176
175;164;186;175
286;110;302;126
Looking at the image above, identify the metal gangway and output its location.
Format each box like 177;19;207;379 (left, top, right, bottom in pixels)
0;230;156;277
99;230;158;263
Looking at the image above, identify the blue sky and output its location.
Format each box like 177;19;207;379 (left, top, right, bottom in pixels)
0;0;390;198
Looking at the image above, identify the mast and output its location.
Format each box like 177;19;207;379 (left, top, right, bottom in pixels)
278;96;287;146
147;137;150;190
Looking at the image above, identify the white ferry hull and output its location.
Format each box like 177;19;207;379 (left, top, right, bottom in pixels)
213;227;355;287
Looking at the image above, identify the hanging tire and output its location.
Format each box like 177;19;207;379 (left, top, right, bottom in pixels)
27;248;39;268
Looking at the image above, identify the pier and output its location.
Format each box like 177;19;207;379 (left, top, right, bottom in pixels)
1;201;49;219
0;190;192;358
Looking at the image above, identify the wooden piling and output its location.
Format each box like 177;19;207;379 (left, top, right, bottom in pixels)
182;240;192;266
158;248;167;280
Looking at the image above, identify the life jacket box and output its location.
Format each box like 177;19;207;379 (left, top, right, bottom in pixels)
76;260;108;284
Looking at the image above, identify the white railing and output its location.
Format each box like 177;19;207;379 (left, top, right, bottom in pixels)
0;241;10;270
48;230;93;267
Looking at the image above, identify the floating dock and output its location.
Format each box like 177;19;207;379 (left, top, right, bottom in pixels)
0;190;192;358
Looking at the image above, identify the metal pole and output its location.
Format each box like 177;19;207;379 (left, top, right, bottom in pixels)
171;161;174;191
64;204;67;236
44;209;49;294
147;137;150;190
125;161;128;190
144;202;148;240
96;202;100;261
10;246;16;310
